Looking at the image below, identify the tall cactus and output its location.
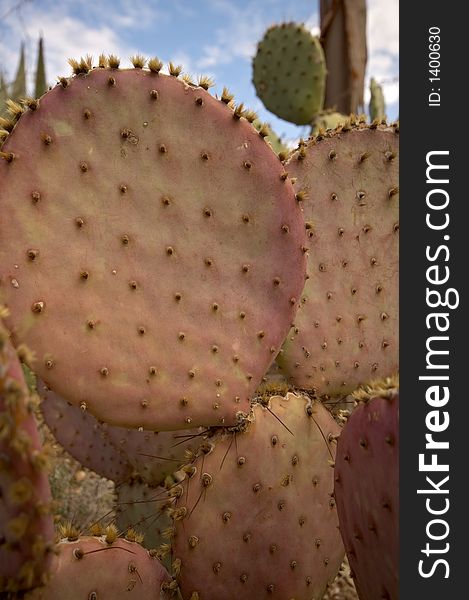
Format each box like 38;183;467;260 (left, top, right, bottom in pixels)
0;73;8;117
369;77;386;121
320;0;367;114
34;37;47;99
10;43;26;102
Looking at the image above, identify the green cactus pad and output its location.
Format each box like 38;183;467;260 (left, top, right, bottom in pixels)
0;60;306;431
25;533;172;599
311;111;348;135
253;23;326;125
167;393;344;599
278;122;399;395
0;321;54;594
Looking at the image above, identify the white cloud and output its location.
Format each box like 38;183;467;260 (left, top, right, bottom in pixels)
196;0;282;70
366;0;399;110
0;0;170;92
367;0;399;56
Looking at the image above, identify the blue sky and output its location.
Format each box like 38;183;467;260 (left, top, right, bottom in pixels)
0;0;398;143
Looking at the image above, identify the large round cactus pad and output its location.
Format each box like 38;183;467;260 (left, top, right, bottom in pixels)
279;123;399;395
0;64;306;430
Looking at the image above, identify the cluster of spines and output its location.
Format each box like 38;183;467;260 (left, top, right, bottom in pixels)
56;520;145;546
1;54;278;160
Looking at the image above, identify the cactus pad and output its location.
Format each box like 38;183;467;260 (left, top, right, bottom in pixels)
0;321;54;593
334;389;399;600
40;380;203;486
115;479;173;559
167;393;344;599
25;533;172;599
278;122;399;395
0;61;306;431
253;23;326;125
39;381;134;483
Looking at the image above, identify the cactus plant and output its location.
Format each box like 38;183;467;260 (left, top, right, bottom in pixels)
320;0;367;115
252;23;326;125
34;37;48;99
25;528;173;599
334;386;399;600
0;73;8;117
0;21;398;595
252;119;288;156
10;43;26;102
166;392;344;599
40;380;201;486
369;78;386;121
115;479;173;559
0;57;307;432
39;381;134;483
0;318;54;594
278;121;399;395
311;110;348;135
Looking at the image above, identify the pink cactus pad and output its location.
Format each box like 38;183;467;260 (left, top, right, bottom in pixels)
168;393;344;599
279;122;399;395
39;380;203;486
25;534;172;599
0;61;306;431
334;389;399;600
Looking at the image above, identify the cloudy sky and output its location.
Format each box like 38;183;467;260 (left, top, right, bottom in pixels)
0;0;398;141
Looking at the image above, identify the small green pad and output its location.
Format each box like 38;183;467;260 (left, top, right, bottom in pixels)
253;23;326;125
278;123;399;395
0;64;306;431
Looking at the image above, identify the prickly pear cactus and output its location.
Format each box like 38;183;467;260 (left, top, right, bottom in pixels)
25;529;173;599
166;393;344;599
334;387;399;600
115;479;173;559
39;381;134;483
252;119;288;156
311;110;348;135
0;318;54;594
40;380;203;486
253;23;326;125
278;121;399;395
0;57;306;431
